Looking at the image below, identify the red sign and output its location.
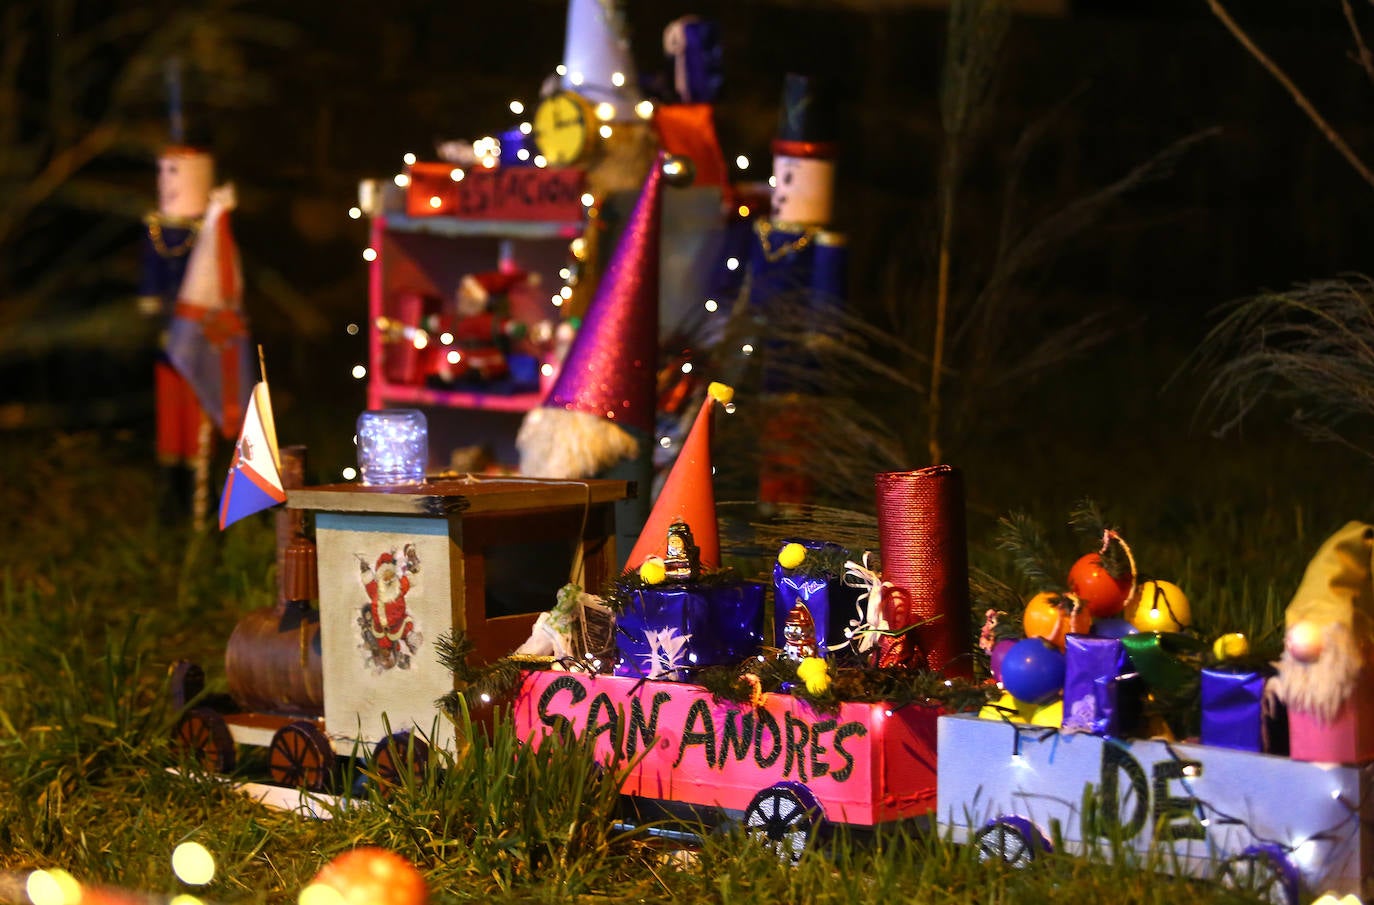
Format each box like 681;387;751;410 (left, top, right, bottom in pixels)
406;163;585;222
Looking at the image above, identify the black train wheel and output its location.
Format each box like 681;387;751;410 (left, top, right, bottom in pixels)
371;730;430;795
973;816;1048;868
268;720;336;792
742;782;822;864
172;706;236;774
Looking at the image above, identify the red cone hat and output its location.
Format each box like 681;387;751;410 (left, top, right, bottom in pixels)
625;382;732;570
518;154;664;478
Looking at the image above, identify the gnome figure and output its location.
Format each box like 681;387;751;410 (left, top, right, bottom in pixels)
1270;522;1374;732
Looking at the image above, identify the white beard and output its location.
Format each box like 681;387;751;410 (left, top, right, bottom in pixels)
376;574;403;605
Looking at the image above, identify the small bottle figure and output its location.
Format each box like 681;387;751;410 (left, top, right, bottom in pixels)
781;602;818;661
662;519;701;583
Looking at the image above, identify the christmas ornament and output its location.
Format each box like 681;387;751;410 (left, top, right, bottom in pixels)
305;848;427;905
989;638;1016;684
662;520;701;582
796;656;830;694
639;557;667;585
781;603;818;661
1022;591;1091;651
1213;632;1250;661
999;638;1066;704
1067;552;1133;618
777;542;807;570
1126;580;1191;633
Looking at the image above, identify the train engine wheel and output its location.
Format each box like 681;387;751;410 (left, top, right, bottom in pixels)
743;782;822;864
973;816;1049;868
370;730;430;795
172;707;236;774
268;720;336;792
1216;844;1300;905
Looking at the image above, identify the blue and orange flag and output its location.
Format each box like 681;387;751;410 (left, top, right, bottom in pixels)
219;380;285;530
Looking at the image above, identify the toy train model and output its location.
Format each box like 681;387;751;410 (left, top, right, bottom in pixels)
172;463;1374;905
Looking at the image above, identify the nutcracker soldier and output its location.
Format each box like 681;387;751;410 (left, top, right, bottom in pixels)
138;142;252;524
745;73;848;508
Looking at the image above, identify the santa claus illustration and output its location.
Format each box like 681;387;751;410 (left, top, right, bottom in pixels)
357;544;423;671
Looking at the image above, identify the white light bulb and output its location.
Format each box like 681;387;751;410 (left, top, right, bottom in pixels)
347;206;362;220
659;436;671;448
519;121;532;135
450;168;465;182
428;195;442;209
595;102;615;122
736;155;749;170
611;71;626;87
741;343;754;355
346;322;359;336
598;124;612;139
556;64;567;76
635;100;654;119
724;402;736;414
393;173;410;187
580;192;595;207
534;155;547;168
540;363;554;377
768;175;777;188
559;267;572;280
362;247;378;262
402;152;417;166
352;364;367;379
517;148;530;161
704;299;718;312
570;71;584;86
342;467;357;481
509;100;525;115
680;362;693;374
725;257;740;271
447;350;460;365
439;332;454;345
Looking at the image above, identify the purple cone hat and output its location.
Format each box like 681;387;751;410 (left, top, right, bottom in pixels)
518;153;664;478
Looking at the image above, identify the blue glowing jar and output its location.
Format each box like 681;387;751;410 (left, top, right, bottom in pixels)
356;409;428;485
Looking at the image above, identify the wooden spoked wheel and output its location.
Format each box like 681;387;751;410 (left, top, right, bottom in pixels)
973;816;1047;868
371;730;430;795
172;707;236;773
169;660;205;711
742;783;821;864
268;720;336;791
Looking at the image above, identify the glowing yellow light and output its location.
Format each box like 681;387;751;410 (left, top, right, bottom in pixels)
172;841;216;886
412;332;428;350
555;64;568;76
534;155;547;168
559;286;573;300
540;363;554;377
393;173;410;187
362;247;378;262
446;351;461;365
298;883;347;905
26;870;79;905
635;100;654;119
402;152;417;166
481;156;497;169
681;362;693;374
735;155;750;170
552;297;563;307
519;122;533;135
580;193;595;207
570;71;584;86
704;299;718;313
439;332;454;345
611;71;626;87
570;237;586;258
428;195;442;209
346;322;359;336
595;102;615;121
558;267;572;280
738;205;752;218
351;364;367;379
342;467;357;480
348;206;362;220
741;344;754;355
450;168;465;182
509;100;525;115
725;257;740;271
598;124;612;139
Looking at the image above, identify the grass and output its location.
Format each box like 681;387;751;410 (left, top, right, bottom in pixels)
0;415;1365;904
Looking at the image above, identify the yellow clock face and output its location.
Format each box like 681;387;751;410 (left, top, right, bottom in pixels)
533;91;594;166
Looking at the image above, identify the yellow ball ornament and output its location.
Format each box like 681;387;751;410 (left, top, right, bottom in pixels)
639;557;666;585
777;542;807;570
1212;632;1249;661
796;656;830;694
1127;580;1191;633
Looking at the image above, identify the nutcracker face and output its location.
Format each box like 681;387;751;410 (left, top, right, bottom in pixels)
770;154;836;227
157;148;214;220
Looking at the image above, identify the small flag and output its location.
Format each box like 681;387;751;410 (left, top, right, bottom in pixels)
219;380;285;530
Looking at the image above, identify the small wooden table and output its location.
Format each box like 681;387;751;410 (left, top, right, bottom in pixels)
288;476;632;752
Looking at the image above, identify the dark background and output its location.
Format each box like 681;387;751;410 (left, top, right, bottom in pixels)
5;0;1373;489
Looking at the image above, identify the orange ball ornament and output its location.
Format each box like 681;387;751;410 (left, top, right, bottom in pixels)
305;848;428;905
1067;553;1133;618
1022;591;1092;651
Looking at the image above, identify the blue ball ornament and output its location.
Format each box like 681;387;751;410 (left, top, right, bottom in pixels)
1000;638;1066;704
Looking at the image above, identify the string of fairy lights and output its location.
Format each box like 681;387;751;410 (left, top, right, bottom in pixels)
335;75;772;480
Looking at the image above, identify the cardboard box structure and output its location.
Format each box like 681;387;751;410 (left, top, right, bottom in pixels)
514;671;939;827
937;714;1374;900
288;477;630;753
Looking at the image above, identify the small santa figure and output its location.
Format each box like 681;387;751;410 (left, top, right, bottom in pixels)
357;545;423;669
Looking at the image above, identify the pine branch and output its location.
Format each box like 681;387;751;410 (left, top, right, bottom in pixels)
995;511;1062;590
